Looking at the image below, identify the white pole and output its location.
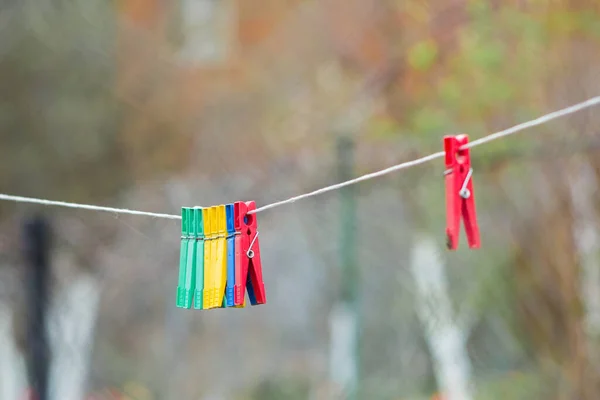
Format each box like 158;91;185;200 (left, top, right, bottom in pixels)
0;303;28;400
48;273;101;400
410;235;474;400
570;163;600;342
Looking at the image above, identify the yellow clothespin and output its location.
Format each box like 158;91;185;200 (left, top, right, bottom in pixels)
209;206;220;307
202;207;214;309
214;205;228;308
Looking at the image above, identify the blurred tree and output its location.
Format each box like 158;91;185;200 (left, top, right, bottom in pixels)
376;0;600;398
22;214;51;400
0;1;127;211
0;0;195;217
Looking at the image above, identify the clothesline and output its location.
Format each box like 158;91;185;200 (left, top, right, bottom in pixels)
1;95;599;219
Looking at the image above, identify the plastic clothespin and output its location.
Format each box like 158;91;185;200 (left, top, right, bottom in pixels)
202;207;215;308
203;206;224;309
193;207;205;309
233;201;266;306
176;208;189;308
444;134;480;250
224;204;236;307
213;205;228;308
177;208;196;308
232;205;246;309
184;207;198;307
177;208;199;309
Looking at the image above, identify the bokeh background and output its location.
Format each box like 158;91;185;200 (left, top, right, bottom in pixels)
1;0;600;399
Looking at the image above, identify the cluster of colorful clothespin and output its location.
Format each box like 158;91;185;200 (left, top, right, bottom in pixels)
174;135;478;310
444;134;480;250
176;201;266;309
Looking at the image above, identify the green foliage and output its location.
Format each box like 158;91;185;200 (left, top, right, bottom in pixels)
476;370;547;400
541;9;600;39
410;107;452;136
438;76;462;106
580;10;600;38
245;377;310;400
367;116;401;139
395;2;590;165
466;0;491;17
464;39;505;71
407;40;439;72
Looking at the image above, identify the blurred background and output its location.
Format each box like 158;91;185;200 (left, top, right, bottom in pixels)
0;0;599;399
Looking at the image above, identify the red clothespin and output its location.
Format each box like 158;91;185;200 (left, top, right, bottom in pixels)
444;134;480;250
233;201;266;305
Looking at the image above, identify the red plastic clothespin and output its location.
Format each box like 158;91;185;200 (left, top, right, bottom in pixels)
444;134;480;250
233;201;266;305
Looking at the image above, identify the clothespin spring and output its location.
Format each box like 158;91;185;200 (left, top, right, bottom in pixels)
247;231;259;259
444;167;473;199
459;168;473;199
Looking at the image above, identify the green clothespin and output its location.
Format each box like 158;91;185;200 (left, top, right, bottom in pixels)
176;208;190;308
183;207;197;309
193;207;205;309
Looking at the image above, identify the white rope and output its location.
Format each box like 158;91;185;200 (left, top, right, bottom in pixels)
250;94;600;214
0;194;181;220
465;95;600;149
0;95;599;217
250;151;446;214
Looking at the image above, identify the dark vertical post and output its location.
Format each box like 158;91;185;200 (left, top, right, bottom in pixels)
22;214;51;400
337;136;358;306
334;136;359;399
